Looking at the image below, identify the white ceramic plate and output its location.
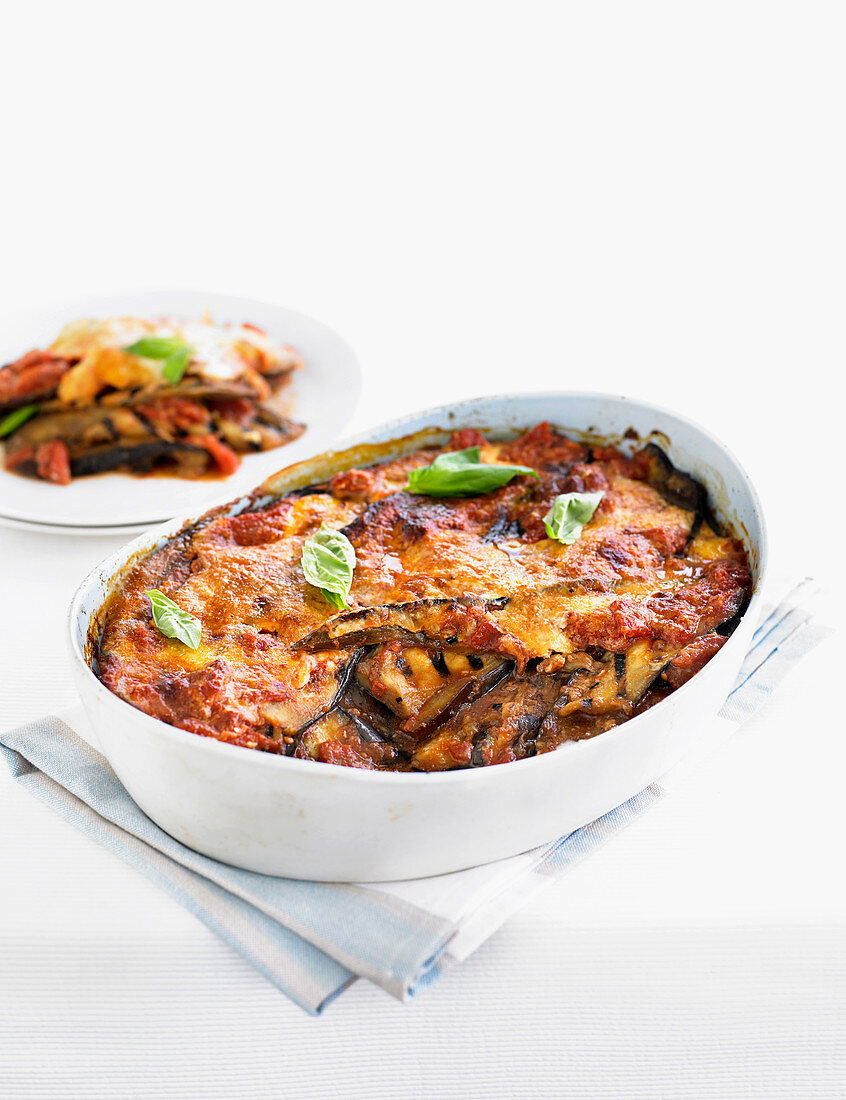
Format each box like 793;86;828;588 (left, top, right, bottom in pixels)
0;291;361;532
0;514;157;538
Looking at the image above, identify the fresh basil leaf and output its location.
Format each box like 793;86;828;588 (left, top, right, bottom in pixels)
162;344;193;384
301;525;356;610
0;403;39;438
406;447;538;497
124;336;191;359
146;589;202;649
543;491;604;543
125;336;195;384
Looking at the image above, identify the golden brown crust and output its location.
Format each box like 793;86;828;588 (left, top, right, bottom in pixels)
96;424;752;769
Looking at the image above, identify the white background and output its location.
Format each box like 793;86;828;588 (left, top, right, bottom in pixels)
0;2;843;1097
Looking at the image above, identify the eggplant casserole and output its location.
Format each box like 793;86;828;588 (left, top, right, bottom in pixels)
0;316;304;484
96;423;752;772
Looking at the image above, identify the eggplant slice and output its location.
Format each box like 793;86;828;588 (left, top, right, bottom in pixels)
292;707;402;769
217;404;304;452
71;439;210;478
295;582;634;666
289;615;732;769
406;630;702;767
642;442;722;537
4;380;305;481
263;649;364;737
295;597;529;665
355;644;509;731
410;666;568;770
642;443;706;514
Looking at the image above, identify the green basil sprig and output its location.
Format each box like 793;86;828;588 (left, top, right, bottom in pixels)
0;403;39;438
543;491;604;544
146;589;202;649
407;447;538;497
301;525;356;610
124;336;195;385
160;343;193;384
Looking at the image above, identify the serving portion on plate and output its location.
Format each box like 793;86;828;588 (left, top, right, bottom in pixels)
0;315;304;485
95;423;752;771
70;394;766;879
0;291;361;534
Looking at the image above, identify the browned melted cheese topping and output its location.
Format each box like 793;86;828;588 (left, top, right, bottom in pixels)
97;423;752;770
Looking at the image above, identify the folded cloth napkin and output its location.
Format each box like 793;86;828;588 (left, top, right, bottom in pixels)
0;577;829;1015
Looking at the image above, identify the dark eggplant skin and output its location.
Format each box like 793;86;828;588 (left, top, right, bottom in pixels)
4;386;305;483
36;376;269;413
469;671;566;767
643;442;723;537
481;508;523;543
346;660;515;755
295;580;616;664
263;649;366;743
71;440;209;478
643;443;706;514
11;393;302;452
218;405;304;452
294;596;527;664
319;635;675;767
410;666;565;770
715;591;751;637
619;640;671;701
531;641;670;752
5;405;127;449
336;678;413;749
7;438;211;480
418;659;514;744
322;621;714;767
291;706;402;768
355;644;508;730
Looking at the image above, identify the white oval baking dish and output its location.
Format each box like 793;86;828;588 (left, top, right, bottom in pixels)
68;392;767;881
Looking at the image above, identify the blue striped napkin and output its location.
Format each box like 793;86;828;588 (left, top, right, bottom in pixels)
0;578;827;1015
